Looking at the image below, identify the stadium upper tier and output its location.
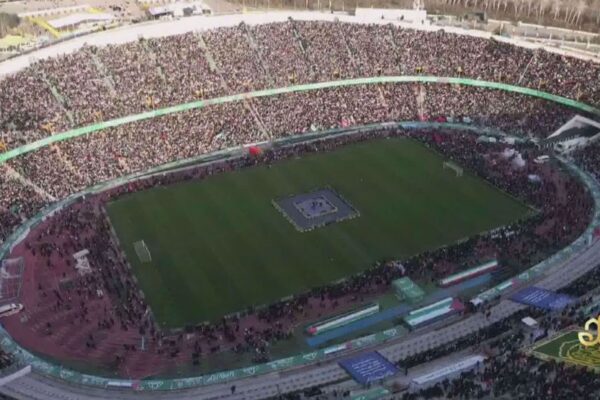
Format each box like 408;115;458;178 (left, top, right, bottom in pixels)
1;14;599;150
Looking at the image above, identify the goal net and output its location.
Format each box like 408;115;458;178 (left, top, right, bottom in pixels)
0;257;24;303
134;240;152;263
443;161;464;177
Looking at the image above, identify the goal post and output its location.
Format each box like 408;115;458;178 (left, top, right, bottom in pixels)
0;257;25;303
134;240;152;263
443;161;463;177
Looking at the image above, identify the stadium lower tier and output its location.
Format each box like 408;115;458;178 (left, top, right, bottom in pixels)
0;126;594;380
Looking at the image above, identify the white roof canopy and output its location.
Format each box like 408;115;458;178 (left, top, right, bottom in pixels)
48;13;115;29
521;316;538;327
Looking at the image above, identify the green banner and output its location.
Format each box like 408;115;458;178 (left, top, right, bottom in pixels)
393;277;425;302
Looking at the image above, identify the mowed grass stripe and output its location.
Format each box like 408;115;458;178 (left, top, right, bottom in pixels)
242;159;350;297
279;154;365;284
168;186;232;321
107;138;530;327
140;188;211;322
358;142;436;253
212;173;285;309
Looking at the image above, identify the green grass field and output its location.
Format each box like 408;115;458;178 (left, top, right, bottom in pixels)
106;138;530;328
532;330;600;369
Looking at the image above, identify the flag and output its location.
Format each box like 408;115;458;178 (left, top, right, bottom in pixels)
248;146;261;156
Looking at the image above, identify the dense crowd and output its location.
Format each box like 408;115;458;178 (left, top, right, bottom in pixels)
2;21;600;246
1;21;599;148
275;258;600;400
0;18;600;385
4;126;595;377
403;335;600;399
402;259;600;400
0;81;586;245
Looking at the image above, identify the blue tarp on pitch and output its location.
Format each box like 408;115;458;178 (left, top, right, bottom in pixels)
510;286;574;310
339;352;398;385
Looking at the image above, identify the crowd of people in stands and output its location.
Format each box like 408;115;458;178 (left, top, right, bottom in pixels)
2;21;600;246
0;81;584;245
2;20;599;148
402;258;600;400
278;255;600;399
0;18;600;382
402;338;600;399
3;125;595;377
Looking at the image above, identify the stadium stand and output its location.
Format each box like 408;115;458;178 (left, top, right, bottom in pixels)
0;11;600;400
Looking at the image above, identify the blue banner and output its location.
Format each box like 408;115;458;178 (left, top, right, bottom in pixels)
339;352;398;385
510;286;574;310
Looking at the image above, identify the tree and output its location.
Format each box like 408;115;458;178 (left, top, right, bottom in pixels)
0;13;20;38
551;0;562;20
593;0;600;25
537;0;551;18
524;0;535;16
573;0;587;26
512;0;524;18
564;2;578;24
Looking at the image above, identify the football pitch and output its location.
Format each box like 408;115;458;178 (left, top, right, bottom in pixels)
106;138;530;328
532;330;600;369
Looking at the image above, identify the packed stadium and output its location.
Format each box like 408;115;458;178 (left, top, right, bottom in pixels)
0;3;600;400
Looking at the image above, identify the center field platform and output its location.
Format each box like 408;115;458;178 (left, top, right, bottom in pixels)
106;138;530;328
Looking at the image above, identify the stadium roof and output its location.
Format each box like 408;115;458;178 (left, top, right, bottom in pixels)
48;13;115;29
148;1;210;17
